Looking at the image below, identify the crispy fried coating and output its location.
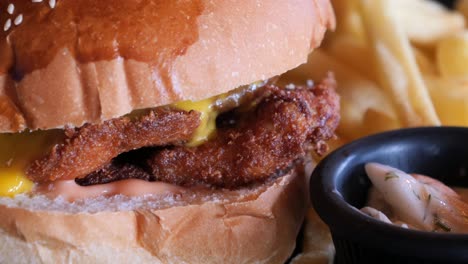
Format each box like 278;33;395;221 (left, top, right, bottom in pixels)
148;76;340;188
27;109;200;183
76;162;152;186
75;149;154;186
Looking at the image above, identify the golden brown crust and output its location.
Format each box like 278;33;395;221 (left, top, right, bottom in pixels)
0;0;335;131
0;167;309;264
27;108;201;183
149;79;340;188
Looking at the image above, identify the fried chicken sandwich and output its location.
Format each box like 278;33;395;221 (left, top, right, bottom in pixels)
0;0;338;263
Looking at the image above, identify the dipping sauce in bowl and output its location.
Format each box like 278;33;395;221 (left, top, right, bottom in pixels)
362;163;468;233
311;127;468;264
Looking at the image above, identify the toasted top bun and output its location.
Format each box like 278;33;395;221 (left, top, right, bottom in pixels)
0;0;335;132
0;165;310;264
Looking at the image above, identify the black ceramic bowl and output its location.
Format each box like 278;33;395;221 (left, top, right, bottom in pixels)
311;127;468;264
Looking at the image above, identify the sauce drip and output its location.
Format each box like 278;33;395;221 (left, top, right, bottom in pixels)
0;0;204;79
35;179;186;202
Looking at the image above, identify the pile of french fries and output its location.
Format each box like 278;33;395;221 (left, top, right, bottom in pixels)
290;1;468;262
281;0;468;149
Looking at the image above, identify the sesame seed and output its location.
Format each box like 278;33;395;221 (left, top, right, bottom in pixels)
32;0;43;2
49;0;56;8
7;4;15;15
307;80;314;87
4;19;11;31
14;14;23;26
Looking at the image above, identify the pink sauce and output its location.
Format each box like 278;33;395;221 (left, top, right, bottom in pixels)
34;179;186;202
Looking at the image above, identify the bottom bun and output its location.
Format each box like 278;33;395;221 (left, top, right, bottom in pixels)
0;162;311;264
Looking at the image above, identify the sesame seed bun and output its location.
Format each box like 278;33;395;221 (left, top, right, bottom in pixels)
0;1;335;263
0;0;334;131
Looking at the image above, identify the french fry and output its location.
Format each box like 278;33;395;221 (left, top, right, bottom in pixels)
395;0;465;45
331;0;365;39
436;31;468;77
413;47;438;76
425;76;468;126
357;0;441;126
290;208;334;264
456;0;468;21
325;35;378;82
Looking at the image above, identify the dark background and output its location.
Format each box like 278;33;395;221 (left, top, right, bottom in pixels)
439;0;455;7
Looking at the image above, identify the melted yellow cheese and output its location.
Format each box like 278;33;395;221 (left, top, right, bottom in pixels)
174;97;219;147
0;130;63;197
0;97;221;197
172;81;266;146
0;81;265;197
0;169;33;197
